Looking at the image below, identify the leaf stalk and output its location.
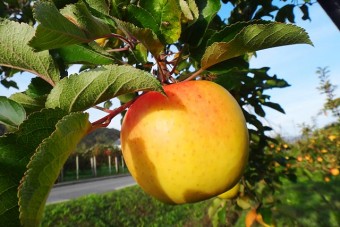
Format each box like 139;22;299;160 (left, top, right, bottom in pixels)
90;97;137;131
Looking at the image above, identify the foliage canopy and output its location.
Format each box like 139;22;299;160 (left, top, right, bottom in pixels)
0;0;314;226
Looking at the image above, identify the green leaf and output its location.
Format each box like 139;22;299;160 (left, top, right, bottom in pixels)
113;18;164;57
275;4;295;23
254;103;266;117
300;4;311;21
179;0;195;21
60;1;111;38
263;102;285;114
106;0;129;18
103;100;112;109
0;109;67;226
199;0;221;21
9;78;53;115
0;97;26;131
84;0;111;15
29;2;89;51
117;93;138;104
26;77;54;99
46;64;164;112
187;0;199;20
201;23;313;70
130;43;148;64
18;112;91;226
139;0;182;44
207;57;249;75
179;0;199;22
236;196;252;209
9;93;45;115
0;79;18;89
57;44;114;65
253;4;279;20
126;5;159;34
0;20;60;85
264;76;290;89
207;21;271;46
258;207;273;225
217;205;227;224
181;0;221;47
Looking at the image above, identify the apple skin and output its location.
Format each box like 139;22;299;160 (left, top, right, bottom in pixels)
121;80;249;204
217;182;240;199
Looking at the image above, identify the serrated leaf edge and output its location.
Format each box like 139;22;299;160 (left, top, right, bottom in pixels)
113;17;164;57
17;111;90;226
202;22;313;69
46;64;164;112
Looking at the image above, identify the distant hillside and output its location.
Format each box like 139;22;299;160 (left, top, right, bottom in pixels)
76;127;121;153
0;125;120;153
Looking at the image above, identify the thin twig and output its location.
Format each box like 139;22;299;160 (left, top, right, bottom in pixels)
183;68;205;82
168;50;183;76
106;46;130;52
93;105;113;113
90;97;137;132
104;33;135;49
155;55;168;83
168;76;177;83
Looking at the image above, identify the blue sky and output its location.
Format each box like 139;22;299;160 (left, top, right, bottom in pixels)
249;3;340;137
1;2;339;137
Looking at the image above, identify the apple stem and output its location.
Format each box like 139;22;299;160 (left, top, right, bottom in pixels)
183;68;205;81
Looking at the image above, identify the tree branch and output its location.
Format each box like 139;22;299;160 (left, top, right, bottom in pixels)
183;68;205;82
90;97;137;132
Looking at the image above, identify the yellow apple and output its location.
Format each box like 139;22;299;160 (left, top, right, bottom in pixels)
330;168;339;176
121;80;249;204
328;135;336;141
217;182;240;199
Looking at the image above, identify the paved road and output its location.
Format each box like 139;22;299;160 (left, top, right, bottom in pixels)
46;175;136;204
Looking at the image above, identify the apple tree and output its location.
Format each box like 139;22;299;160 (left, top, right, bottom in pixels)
0;0;313;226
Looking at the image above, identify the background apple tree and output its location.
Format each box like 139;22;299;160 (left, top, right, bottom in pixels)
0;0;314;226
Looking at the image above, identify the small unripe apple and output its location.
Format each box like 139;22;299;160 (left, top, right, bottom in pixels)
217;182;240;199
121;81;249;204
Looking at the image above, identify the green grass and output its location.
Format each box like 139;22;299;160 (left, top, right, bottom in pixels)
44;173;339;227
43;177;339;227
42;185;211;227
